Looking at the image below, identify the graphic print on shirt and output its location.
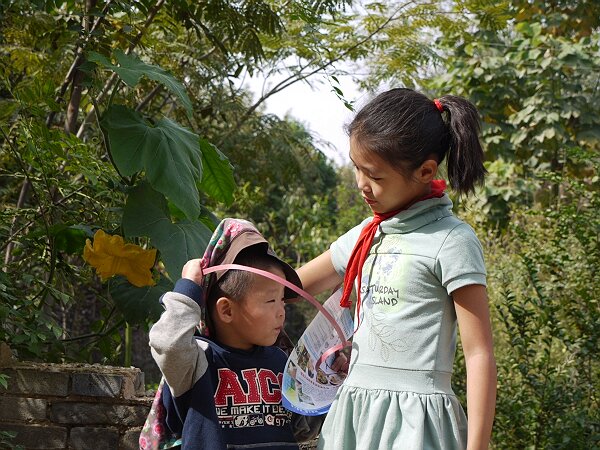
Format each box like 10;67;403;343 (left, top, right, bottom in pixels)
360;254;409;361
214;368;292;429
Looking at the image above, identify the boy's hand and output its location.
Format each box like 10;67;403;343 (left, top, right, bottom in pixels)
181;258;204;285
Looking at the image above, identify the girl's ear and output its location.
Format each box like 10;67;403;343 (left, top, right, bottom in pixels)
417;159;438;183
215;297;234;324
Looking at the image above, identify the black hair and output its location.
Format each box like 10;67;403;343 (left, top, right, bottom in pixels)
347;88;486;195
205;246;283;333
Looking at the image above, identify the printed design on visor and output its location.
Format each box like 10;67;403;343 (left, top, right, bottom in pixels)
201;219;249;268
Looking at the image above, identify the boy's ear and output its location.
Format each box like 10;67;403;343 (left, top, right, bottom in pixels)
416;159;438;183
215;297;235;324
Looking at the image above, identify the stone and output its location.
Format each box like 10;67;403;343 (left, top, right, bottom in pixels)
71;373;123;398
69;426;119;450
0;397;47;422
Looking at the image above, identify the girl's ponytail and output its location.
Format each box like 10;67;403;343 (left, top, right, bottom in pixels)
437;95;486;195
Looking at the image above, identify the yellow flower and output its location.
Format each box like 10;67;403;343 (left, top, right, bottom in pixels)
83;229;157;287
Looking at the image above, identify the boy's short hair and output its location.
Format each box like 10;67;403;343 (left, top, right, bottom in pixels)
207;245;284;306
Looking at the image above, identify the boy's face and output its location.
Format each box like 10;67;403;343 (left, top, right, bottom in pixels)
230;266;287;350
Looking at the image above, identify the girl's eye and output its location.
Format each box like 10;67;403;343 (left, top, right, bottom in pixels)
369;175;382;181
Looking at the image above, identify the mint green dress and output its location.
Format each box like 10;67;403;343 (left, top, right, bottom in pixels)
317;195;486;450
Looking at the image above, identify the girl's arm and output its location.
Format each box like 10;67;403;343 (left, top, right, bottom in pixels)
453;284;497;450
296;250;343;296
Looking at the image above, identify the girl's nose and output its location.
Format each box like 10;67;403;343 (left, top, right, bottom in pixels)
356;172;371;192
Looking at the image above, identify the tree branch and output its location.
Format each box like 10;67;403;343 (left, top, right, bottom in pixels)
46;0;112;129
217;1;415;146
64;0;98;135
135;84;162;112
76;0;167;139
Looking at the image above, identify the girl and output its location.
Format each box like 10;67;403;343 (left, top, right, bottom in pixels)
297;88;497;450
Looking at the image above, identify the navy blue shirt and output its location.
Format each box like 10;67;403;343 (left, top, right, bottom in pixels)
155;279;299;450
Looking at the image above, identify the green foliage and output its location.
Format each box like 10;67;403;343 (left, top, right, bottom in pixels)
0;430;23;450
0;374;8;390
0;271;64;359
198;139;236;206
122;182;212;279
108;276;170;324
101;104;208;221
0;0;354;366
89;50;193;116
484;163;600;448
424;1;600;229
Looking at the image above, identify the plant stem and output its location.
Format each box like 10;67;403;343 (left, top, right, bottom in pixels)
124;322;132;367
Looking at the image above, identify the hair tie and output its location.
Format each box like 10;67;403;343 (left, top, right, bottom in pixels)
433;98;444;113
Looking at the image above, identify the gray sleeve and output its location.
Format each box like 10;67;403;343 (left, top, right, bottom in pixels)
149;292;210;397
435;223;487;294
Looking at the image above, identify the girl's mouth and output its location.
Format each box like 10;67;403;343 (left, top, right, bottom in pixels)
363;197;377;205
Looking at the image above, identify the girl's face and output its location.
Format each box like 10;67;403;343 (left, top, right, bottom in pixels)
229;266;286;349
350;138;431;214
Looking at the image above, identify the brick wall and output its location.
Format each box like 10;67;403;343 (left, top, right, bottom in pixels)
0;350;152;450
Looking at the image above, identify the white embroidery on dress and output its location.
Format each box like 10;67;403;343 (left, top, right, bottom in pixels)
365;308;408;361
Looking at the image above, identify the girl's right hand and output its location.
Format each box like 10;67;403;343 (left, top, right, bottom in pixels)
330;351;349;374
181;258;204;285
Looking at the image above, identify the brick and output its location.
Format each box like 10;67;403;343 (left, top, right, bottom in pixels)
120;428;142;450
0;396;46;422
122;370;146;399
71;373;123;398
51;402;149;426
0;423;67;449
69;426;119;450
1;368;69;397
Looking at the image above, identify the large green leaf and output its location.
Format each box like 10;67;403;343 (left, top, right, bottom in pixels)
50;224;91;255
122;182;212;280
199;138;236;206
88;49;192;116
108;276;171;324
102;105;202;220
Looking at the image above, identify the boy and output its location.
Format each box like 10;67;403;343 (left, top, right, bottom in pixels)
149;219;321;450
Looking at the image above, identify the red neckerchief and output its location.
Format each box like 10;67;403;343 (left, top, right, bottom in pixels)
339;180;447;324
